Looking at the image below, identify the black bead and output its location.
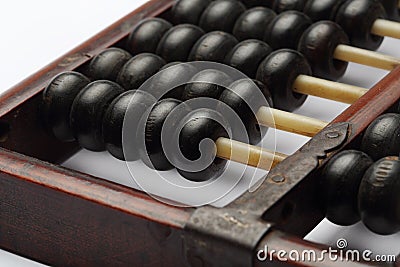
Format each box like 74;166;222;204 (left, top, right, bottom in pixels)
70;81;125;151
358;157;400;235
88;48;132;82
141;99;182;171
102;90;155;161
156;24;205;63
380;0;400;21
298;21;350;81
126;18;172;54
240;0;273;8
219;79;273;144
148;62;198;100
360;113;400;161
321;150;373;226
303;0;346;22
176;109;229;182
182;69;233;100
199;0;246;33
272;0;306;13
225;40;273;79
256;49;311;111
335;0;386;51
41;72;90;142
233;7;277;41
189;31;239;63
264;11;312;49
171;0;212;25
117;53;166;91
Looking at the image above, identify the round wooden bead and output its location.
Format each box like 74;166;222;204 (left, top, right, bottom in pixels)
117;53;166;91
182;69;233;101
102;90;155;161
156;24;205;63
233;7;277;41
219;79;273;144
358;157;400;235
380;0;400;21
177;109;229;182
171;0;212;25
148;62;198;100
360;113;400;161
321;150;373;226
88;48;132;82
141;99;182;171
298;21;350;81
303;0;346;22
126;18;172;54
189;31;238;63
335;0;386;51
42;71;90;142
264;11;312;49
240;0;273;8
256;49;311;111
199;0;246;33
272;0;306;13
70;81;125;151
224;39;273;79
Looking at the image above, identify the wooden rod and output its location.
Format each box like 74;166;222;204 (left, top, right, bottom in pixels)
334;44;400;71
292;74;368;104
371;19;400;39
256;107;328;137
216;137;287;170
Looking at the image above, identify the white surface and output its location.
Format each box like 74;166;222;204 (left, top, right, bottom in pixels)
0;1;399;266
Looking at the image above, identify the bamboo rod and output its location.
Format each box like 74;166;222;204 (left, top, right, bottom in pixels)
216;137;287;170
334;44;400;71
256;107;328;137
371;19;400;39
292;75;368;104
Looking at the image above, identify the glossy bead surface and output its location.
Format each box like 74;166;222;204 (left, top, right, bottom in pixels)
171;0;212;25
126;18;172;54
177;109;229;182
199;0;246;33
298;21;349;80
360;113;400;161
380;0;400;21
141;99;182;171
103;90;155;161
225;40;273;78
321;150;373;226
182;69;233;100
359;157;400;235
219;79;273;144
233;7;276;41
256;49;311;111
335;0;386;50
88;48;132;82
156;24;205;63
42;72;90;142
70;81;125;151
189;31;238;63
303;0;346;21
117;53;166;91
240;0;273;8
272;0;306;13
264;11;312;49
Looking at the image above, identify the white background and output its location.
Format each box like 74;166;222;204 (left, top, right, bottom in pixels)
0;1;399;266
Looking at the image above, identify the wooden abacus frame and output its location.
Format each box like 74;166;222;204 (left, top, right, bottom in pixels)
0;0;399;266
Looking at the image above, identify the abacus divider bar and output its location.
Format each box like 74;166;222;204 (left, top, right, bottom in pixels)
292;75;368;104
371;19;400;39
334;44;400;71
256;107;329;137
216;137;287;170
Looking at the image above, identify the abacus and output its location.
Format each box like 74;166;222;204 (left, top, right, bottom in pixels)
1;0;400;266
